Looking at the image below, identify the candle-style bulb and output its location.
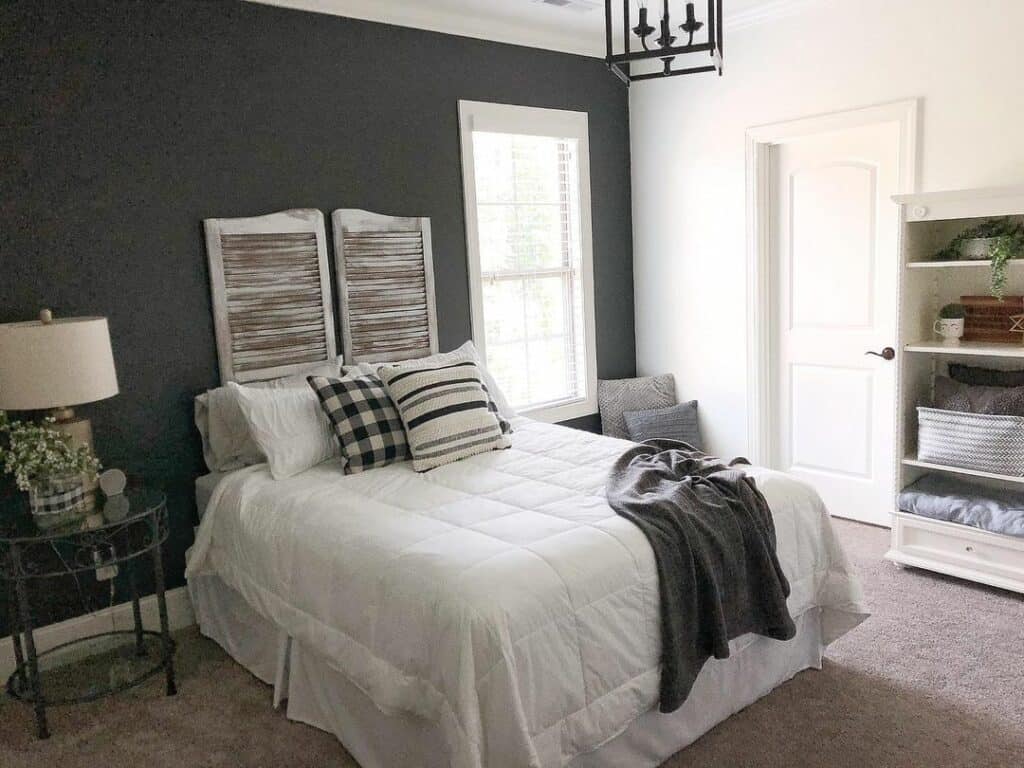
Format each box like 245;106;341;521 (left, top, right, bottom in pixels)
632;6;655;40
680;1;704;35
656;0;676;48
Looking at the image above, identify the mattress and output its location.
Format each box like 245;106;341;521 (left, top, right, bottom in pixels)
186;418;867;768
898;473;1024;537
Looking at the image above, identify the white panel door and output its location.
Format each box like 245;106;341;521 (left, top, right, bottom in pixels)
771;122;899;527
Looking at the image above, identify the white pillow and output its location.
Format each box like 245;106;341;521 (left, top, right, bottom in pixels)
349;341;516;421
194;358;342;472
228;382;339;480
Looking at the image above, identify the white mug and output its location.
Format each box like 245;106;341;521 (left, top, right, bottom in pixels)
934;318;964;345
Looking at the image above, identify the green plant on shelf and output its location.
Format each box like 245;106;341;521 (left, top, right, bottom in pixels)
938;303;965;319
989;235;1024;300
933;217;1024;300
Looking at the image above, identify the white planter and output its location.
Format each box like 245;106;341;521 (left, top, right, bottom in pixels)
29;475;87;530
933;317;965;345
958;237;999;260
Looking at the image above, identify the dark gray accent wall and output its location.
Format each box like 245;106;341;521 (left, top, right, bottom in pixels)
0;0;634;627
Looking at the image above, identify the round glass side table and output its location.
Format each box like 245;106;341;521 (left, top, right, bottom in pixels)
0;487;177;739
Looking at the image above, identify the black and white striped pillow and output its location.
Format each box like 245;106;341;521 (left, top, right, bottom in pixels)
307;373;409;473
379;361;511;472
356;357;513;436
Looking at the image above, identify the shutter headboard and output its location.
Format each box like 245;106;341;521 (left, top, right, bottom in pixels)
332;209;439;363
203;208;337;383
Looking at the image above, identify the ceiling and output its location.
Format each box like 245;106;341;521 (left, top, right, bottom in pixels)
247;0;819;57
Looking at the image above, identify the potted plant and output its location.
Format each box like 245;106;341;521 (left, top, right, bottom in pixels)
0;411;100;530
934;303;966;346
933;218;1024;299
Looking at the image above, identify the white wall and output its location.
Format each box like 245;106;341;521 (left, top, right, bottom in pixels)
630;0;1024;459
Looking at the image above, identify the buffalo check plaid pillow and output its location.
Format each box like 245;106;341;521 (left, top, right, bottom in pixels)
308;373;409;473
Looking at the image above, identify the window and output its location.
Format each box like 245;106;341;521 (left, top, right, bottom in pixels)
459;101;597;423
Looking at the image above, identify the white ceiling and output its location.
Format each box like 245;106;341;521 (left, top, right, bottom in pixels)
247;0;820;57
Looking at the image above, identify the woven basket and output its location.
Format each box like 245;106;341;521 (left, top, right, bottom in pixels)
917;407;1024;476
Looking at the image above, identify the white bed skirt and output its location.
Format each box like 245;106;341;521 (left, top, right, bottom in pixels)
190;572;826;768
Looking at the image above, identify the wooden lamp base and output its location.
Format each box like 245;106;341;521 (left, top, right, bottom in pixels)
50;407;93;450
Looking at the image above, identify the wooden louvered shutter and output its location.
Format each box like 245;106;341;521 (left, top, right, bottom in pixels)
332;209;439;363
204;208;337;383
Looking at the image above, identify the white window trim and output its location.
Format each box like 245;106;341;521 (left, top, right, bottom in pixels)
458;99;598;424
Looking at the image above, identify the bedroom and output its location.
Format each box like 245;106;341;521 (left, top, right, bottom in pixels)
0;0;1021;766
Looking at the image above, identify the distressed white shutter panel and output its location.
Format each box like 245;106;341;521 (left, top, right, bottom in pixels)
332;209;439;363
203;208;337;383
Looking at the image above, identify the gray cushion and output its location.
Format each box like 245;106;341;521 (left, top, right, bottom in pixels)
933;376;1024;417
598;374;676;439
623;401;702;450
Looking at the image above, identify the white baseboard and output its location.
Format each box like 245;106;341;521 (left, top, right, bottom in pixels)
0;586;195;679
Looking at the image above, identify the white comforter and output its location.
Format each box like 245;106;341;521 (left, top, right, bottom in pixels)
187;418;867;768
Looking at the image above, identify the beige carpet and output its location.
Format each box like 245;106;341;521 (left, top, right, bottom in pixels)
2;520;1022;767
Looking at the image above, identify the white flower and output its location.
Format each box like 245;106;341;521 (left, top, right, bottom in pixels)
0;411;100;491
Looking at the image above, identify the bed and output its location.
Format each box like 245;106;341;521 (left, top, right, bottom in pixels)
187;417;866;767
187;208;868;767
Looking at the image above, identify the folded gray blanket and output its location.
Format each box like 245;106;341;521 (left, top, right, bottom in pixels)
606;440;796;713
899;473;1024;537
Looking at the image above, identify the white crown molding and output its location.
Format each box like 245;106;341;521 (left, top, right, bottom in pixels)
246;0;603;57
726;0;824;32
246;0;825;58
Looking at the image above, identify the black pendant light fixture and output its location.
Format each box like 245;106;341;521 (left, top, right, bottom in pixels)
605;0;723;84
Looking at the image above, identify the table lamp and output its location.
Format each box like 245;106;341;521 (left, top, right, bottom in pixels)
0;309;119;450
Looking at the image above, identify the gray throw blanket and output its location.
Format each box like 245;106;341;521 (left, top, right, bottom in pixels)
606;440;796;713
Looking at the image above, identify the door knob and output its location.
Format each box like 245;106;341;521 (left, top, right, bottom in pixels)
865;347;896;361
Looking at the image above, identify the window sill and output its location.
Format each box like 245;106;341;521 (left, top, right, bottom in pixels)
518;397;597;425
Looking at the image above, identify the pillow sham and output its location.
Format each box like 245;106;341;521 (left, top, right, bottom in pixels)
229;383;339;480
308;372;409;473
623;401;702;449
194;358;342;472
597;374;677;439
379;360;511;472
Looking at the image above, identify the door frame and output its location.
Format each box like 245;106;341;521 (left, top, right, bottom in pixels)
744;99;920;467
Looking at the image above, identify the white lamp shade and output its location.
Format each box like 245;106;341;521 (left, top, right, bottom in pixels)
0;316;119;410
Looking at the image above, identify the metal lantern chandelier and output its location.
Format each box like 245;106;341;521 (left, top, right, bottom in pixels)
605;0;723;84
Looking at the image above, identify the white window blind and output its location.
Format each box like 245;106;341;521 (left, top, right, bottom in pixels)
459;102;597;422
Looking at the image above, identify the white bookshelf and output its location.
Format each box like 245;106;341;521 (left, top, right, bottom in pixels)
907;259;1024;269
900;456;1024;485
904;340;1024;357
889;185;1024;594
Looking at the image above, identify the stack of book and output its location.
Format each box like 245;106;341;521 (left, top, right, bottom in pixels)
962;295;1024;343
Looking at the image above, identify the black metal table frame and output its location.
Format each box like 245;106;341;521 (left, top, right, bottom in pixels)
1;497;176;739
